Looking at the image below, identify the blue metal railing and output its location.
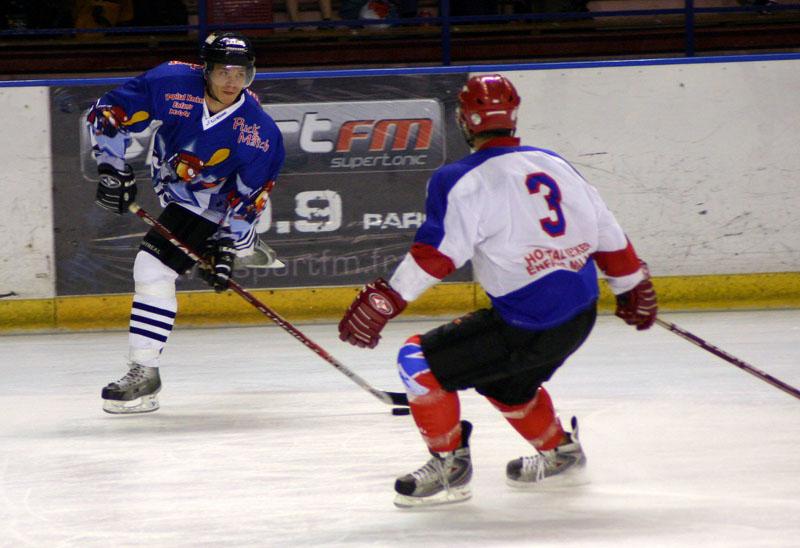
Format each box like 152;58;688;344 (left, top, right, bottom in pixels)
1;0;798;65
3;52;800;89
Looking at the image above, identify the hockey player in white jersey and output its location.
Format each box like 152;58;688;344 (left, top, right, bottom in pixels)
88;32;285;414
339;74;657;507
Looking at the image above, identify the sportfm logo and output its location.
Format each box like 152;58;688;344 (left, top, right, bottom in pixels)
263;99;444;173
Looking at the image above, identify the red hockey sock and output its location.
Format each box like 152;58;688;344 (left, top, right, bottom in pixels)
488;387;564;451
408;370;462;453
397;335;462;452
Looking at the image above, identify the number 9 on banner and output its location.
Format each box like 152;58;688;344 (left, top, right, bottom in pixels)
295;190;342;233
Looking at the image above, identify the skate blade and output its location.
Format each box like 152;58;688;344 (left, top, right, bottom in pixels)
243;258;285;269
393;485;471;508
506;467;589;489
102;393;160;415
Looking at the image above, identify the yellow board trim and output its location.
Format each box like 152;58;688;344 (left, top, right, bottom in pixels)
2;272;800;333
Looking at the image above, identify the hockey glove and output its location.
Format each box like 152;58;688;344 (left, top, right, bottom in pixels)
199;237;236;292
339;278;407;349
615;265;658;331
96;163;137;215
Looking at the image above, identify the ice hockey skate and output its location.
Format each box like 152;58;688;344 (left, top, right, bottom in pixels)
101;363;161;414
394;421;473;508
506;416;587;487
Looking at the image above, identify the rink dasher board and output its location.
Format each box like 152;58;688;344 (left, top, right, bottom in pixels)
2;272;800;332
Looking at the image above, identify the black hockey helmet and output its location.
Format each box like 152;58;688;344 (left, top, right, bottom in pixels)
200;32;256;87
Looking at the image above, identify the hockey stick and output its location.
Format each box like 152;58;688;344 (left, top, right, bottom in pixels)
655;318;800;401
128;203;409;407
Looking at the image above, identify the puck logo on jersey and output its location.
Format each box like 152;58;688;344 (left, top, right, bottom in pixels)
369;293;395;316
170;148;230;185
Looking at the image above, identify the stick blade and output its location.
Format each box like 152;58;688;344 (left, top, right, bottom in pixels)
388;391;409;406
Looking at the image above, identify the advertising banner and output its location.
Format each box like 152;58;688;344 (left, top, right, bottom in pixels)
50;73;471;295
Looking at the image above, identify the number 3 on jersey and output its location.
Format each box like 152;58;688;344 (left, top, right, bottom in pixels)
525;172;565;237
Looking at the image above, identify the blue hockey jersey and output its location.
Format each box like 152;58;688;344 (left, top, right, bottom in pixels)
88;61;285;252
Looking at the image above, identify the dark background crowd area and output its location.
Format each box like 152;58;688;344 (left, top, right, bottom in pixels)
0;0;798;75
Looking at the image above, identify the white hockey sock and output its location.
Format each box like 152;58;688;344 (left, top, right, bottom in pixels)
128;251;178;367
129;295;176;367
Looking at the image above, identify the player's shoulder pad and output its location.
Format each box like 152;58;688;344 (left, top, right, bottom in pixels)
231;97;283;159
523;145;584;179
431;157;479;187
244;88;261;103
421;164;465;205
144;61;204;84
240;94;281;133
241;91;274;119
523;145;569;163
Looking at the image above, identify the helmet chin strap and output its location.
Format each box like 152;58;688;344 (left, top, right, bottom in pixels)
465;133;476;149
458;119;476;149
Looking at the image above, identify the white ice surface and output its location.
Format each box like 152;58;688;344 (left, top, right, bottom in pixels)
1;310;799;547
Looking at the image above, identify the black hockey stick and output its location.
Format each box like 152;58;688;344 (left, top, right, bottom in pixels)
656;318;800;401
128;203;409;408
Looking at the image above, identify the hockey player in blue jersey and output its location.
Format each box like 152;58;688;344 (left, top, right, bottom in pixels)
339;74;658;507
88;32;285;414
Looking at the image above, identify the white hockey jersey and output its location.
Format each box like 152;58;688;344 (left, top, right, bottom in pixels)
389;137;645;330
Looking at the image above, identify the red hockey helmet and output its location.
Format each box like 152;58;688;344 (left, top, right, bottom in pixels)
457;74;520;135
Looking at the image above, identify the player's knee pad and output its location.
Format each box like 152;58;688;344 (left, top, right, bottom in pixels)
398;337;462;451
397;335;437;397
133;251;178;298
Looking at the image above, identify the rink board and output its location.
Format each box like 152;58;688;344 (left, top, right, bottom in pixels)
2;271;800;332
1;54;800;331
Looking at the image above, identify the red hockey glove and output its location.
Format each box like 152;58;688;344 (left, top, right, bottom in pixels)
615;267;658;330
339;278;407;348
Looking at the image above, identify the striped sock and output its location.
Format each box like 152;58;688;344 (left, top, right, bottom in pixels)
128;295;177;366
